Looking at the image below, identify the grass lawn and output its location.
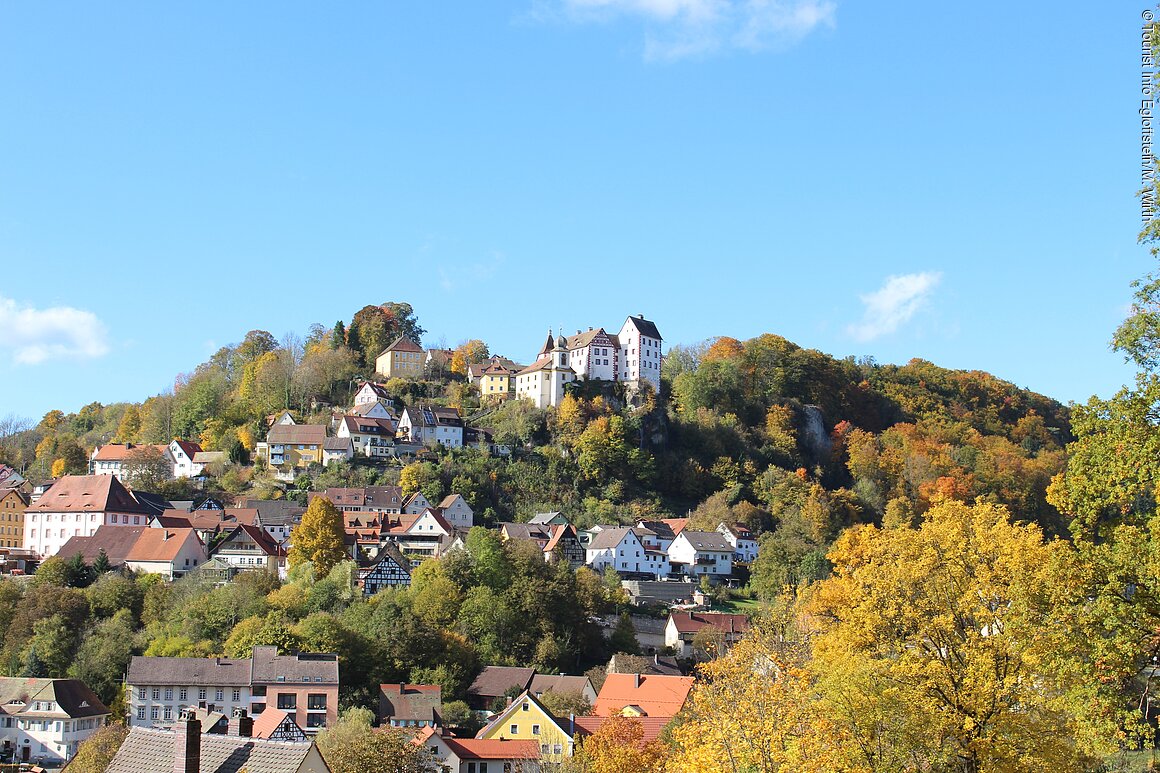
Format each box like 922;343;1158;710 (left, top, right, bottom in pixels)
712;596;761;615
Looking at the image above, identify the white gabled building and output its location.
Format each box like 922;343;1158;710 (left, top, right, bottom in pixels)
514;333;575;410
352;381;394;409
0;677;110;766
668;530;733;579
565;327;621;382
335;416;396;458
717;522;759;563
397;405;464;449
436;494;474;529
585;527;669;578
24;475;155;559
616;314;663;393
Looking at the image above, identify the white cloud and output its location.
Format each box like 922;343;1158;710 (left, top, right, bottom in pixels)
847;272;942;342
0;295;110;365
555;0;835;60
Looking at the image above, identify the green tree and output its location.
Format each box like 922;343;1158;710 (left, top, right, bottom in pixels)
608;612;640;655
288;497;347;577
316;706;446;773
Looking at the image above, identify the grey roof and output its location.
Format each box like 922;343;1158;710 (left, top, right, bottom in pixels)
679;531;733;552
0;677;109;718
250;646;338;685
323;437;353;452
528;674;592;698
266;424;327;445
243;500;305;527
106;726;323;773
638;520;677;541
468;666;535;700
529;512;566;525
378;684;441;724
624;314;662;340
128;655;252;687
586;527;636;551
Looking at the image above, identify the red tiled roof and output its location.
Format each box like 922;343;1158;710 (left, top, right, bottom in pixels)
668;611;750;635
124;528;202;563
443;738;539;760
266;424;327;445
251;707;292;740
592;674;694;718
31;475;152;515
171;440;203;460
92;443;167;462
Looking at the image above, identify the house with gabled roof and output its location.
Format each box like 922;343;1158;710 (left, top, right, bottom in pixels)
436;494;473;529
209;525;287;578
251;706;307;741
514;333;575;410
377;683;441;729
0;488;27;549
352;381;394;410
466;667;536;711
315;486;405;514
717;522;759;562
416;726;539;773
668;530;733;579
617;314;663;393
89;442;174;481
529;511;569;526
382;510;454;563
402;491;432;514
564;327;621;382
321;437;354;466
592;673;694;718
474;690;575;765
257;424;327;475
24;474;155;559
358;542;412;597
335;415;396;458
398;405;464;448
0;677;110;765
585;527;669;578
528;674;597;706
665;611;751;657
375;336;424;379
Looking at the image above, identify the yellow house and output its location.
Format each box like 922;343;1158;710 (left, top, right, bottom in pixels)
376;337;424;379
0;488;27;548
478;362;518;400
475;690;574;764
263;424;327;469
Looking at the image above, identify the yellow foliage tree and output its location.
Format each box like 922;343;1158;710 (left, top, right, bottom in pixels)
807;500;1103;772
51;458;66;478
287;497;347;577
667;628;863;773
576;714;665;773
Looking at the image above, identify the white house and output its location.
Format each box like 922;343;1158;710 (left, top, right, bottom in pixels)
90;443;174;481
383;510;455;563
585;527;670;577
564;327;621;382
397;405;464;448
436;494;474;529
60;525;207;580
168;440;203;478
209;525;287;578
335;416;396;458
616;314;663;393
717;522;759;563
353;381;394;409
667;530;733;579
24;475;155;559
664;612;750;657
514;333;575;410
322;438;354;466
0;677;110;766
402;491;432;514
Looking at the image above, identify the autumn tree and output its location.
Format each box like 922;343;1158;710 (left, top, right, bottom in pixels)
316;707;445;773
288;497;347;577
574;715;664;773
66;722;129;773
122;445;172;490
807;500;1105;772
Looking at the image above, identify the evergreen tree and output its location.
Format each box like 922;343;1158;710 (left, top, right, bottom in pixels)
331;320;346;350
92;549;111;575
22;645;46;677
609;612;640;655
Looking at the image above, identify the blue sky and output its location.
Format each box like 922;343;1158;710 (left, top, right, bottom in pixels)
0;1;1150;419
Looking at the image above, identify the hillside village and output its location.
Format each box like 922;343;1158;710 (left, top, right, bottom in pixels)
0;297;1154;772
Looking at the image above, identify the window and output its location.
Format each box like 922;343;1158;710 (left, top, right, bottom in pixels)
163;706;172;721
307;694;327;710
150;706;159;721
136;707;145;721
532;724;540;735
179;688;187;701
198;688;206;701
553;744;563;755
232;688;241;702
522;702;529;711
252;685;267;697
137;687;146;701
541;744;550;754
151;688;160;701
510;724;518;735
277;694;297;710
306;713;327;728
164;688;173;701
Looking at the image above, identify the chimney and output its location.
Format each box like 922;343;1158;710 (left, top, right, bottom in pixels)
633;673;640;689
173;709;201;773
229;707;253;738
